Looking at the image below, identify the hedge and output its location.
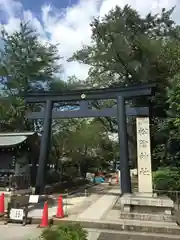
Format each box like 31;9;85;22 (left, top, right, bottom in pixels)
153;167;180;191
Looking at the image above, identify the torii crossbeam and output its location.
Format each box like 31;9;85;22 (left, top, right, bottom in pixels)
25;83;156;194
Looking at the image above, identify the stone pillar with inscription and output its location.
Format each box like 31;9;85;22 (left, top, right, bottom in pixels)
115;117;174;223
136;117;152;196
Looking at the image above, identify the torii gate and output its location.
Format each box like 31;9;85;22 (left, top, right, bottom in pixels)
24;84;156;194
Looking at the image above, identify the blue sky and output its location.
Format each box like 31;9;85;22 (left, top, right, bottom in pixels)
22;0;79;12
0;0;179;81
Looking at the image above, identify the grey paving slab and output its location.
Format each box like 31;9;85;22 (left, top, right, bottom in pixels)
1;224;179;240
0;224;41;240
0;224;100;240
87;230;101;240
77;188;120;220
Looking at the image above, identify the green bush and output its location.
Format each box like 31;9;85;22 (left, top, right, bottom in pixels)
153;167;180;191
41;223;88;240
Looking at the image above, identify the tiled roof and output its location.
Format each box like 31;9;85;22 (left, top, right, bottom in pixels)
0;132;36;147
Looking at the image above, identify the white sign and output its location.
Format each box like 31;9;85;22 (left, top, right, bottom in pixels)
136;117;153;193
29;195;39;204
9;208;24;221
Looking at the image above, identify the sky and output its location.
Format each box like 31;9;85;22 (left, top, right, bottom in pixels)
0;0;179;81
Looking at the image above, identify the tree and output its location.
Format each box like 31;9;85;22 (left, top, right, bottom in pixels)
49;118;113;178
69;5;180;169
70;6;179;88
70;5;180;116
62;119;106;176
0;22;60;93
159;73;180;168
0;21;116;184
0;21;61;131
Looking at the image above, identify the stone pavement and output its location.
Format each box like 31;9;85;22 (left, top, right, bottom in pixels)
0;224;41;240
1;185;180;239
0;224;100;240
77;188;119;220
3;184;180;237
28;183;113;219
1;224;179;240
51;186;180;235
28;195;88;218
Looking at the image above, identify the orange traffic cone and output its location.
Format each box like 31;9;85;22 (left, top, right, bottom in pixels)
0;193;5;216
39;201;48;228
55;195;64;218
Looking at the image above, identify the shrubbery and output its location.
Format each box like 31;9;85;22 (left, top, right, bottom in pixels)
153;167;180;191
40;223;88;240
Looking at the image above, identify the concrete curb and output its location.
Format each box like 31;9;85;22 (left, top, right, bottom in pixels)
29;217;180;235
0;216;177;235
52;218;180;235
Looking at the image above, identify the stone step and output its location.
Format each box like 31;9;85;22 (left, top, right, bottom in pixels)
87;229;180;240
52;218;180;235
98;231;180;240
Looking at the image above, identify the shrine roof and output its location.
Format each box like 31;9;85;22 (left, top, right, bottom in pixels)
0;132;37;147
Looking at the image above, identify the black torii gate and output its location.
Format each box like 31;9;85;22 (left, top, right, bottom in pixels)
24;83;156;194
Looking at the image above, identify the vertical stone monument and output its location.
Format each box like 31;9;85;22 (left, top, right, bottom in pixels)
136;117;152;196
117;117;174;222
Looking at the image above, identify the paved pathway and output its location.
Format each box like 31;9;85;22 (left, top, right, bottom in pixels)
28;195;88;218
77;188;119;220
1;225;179;240
0;224;101;240
27;183;113;219
0;224;41;240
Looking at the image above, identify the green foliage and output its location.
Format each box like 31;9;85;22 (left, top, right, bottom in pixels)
151;73;180;169
0;21;62;131
153;168;180;191
41;223;88;240
49;119;113;177
0;22;60;93
168;74;180;124
67;120;105;152
2;6;180;177
70;5;180;169
70;5;179;88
